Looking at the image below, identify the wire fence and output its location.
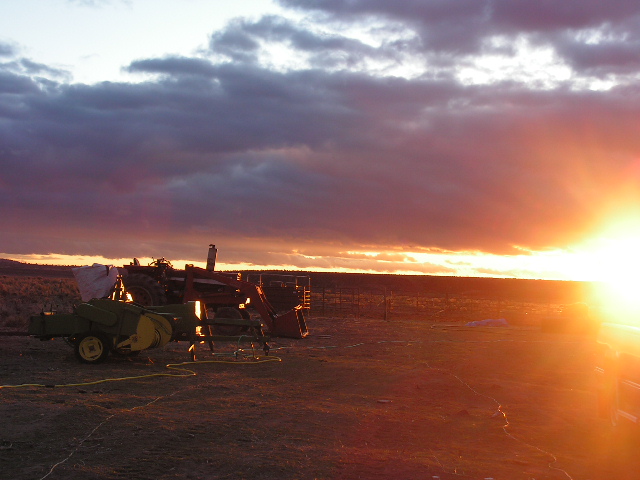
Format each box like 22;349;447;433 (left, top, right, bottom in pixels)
310;286;567;325
1;276;588;331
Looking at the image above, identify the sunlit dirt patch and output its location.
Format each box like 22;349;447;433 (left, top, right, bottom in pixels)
1;315;638;480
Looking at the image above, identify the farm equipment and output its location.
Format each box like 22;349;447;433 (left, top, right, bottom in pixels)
24;244;307;364
28;279;269;363
119;245;309;339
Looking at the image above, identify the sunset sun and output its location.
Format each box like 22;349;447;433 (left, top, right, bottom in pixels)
572;219;640;322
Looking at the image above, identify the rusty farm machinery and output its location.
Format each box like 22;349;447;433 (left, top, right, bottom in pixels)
25;245;309;363
119;245;309;339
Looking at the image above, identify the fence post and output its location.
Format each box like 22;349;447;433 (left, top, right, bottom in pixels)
384;287;388;321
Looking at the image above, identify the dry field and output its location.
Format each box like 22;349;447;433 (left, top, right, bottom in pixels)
0;272;637;480
0;276;80;331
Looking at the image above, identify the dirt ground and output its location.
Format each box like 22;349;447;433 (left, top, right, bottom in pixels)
1;315;638;480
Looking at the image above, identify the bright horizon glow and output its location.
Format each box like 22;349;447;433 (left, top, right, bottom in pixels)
0;245;621;280
4;215;640;285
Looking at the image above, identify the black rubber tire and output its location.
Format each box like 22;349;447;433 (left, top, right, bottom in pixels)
74;332;111;364
123;274;167;306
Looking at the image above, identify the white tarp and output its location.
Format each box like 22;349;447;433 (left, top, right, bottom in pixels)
72;264;119;301
465;318;509;327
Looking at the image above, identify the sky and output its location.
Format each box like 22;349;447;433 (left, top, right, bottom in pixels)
2;0;640;281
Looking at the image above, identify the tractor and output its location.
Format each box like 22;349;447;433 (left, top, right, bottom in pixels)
118;245;308;339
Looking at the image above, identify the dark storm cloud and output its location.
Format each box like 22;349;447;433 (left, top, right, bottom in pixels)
209;15;404;69
553;22;640;76
3;0;640;270
127;57;219;77
0;42;16;57
279;0;639;31
280;0;640;73
18;59;68;78
0;45;71;86
0;70;40;95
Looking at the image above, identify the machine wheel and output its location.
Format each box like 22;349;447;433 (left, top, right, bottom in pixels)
211;307;247;336
74;333;111;364
123;274;167;305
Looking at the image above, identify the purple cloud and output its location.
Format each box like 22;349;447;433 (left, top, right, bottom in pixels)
2;1;640;274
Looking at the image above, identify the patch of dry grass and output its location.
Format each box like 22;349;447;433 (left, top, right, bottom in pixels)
0;276;81;330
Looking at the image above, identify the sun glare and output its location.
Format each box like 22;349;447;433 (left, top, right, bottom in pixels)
573;220;640;324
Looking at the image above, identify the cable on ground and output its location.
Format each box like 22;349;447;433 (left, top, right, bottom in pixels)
272;334;575;480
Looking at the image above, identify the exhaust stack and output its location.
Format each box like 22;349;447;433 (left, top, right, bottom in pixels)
206;244;218;271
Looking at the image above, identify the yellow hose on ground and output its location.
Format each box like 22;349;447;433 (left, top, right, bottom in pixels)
0;356;281;390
